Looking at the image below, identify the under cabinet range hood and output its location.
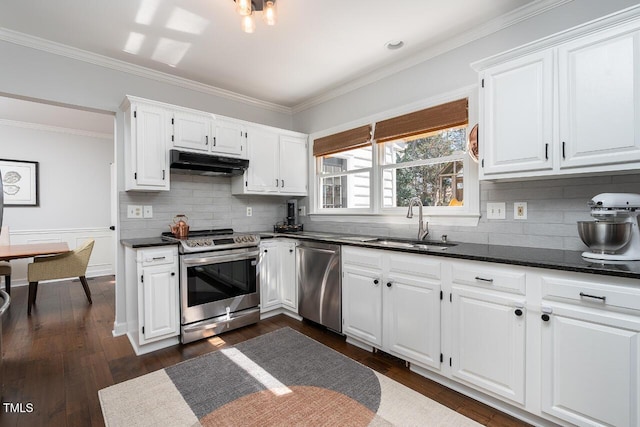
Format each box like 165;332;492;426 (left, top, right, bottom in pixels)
169;149;249;176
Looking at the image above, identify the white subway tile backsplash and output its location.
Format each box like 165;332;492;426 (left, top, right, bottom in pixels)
302;173;640;251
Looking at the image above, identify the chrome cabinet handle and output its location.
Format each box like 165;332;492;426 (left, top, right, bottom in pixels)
205;135;209;145
276;179;279;187
474;276;494;283
281;179;284;187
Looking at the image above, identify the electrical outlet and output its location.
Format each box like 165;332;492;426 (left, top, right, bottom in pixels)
299;206;306;217
143;205;153;218
514;202;528;220
246;207;252;217
486;202;506;220
127;205;143;219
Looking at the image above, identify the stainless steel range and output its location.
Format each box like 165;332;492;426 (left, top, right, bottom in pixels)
162;228;261;344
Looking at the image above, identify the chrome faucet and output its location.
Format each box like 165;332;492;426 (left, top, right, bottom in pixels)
407;197;429;240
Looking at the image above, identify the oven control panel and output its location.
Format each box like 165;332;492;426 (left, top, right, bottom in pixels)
180;234;260;252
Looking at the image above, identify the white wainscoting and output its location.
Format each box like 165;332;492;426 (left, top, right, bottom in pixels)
6;227;115;287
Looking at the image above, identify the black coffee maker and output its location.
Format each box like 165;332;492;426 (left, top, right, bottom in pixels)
274;199;303;232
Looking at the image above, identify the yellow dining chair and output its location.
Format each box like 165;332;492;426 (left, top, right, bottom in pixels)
0;226;11;295
27;239;95;315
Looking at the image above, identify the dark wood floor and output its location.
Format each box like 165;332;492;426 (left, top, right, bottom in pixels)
0;276;529;426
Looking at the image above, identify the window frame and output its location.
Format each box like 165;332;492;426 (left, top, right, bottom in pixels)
309;87;480;226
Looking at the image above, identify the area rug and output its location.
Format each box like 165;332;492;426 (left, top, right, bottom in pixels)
99;327;480;426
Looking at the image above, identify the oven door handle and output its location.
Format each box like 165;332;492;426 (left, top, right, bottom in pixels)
182;250;260;266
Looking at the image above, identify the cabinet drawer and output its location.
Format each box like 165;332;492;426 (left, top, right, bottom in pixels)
451;261;526;295
541;275;640;312
342;247;384;269
388;252;440;281
138;248;176;266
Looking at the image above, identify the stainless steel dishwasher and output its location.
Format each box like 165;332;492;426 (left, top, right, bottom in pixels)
297;241;341;333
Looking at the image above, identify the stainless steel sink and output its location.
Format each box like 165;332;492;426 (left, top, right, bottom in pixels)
373;238;455;251
339;236;379;242
375;239;416;248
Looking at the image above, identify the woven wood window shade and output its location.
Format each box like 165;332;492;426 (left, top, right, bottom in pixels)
313;125;372;157
374;98;468;143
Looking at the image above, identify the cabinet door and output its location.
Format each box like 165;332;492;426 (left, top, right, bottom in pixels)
133;104;169;189
279;135;308;195
480;51;553;177
141;263;178;343
451;286;526;404
279;241;297;311
260;242;280;311
246;127;279;193
383;275;441;370
173;111;211;151
214;119;245;157
559;24;640;169
342;264;382;346
541;305;640;427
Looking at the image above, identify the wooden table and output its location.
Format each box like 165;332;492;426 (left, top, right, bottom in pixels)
0;243;70;262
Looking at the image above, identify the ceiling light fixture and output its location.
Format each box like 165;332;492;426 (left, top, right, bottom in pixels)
234;0;277;33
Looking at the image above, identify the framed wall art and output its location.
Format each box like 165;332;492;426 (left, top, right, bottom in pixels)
0;159;39;206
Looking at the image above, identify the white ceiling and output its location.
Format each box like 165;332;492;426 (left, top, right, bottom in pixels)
0;0;549;109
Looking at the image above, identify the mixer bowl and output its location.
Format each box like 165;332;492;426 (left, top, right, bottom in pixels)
577;221;632;254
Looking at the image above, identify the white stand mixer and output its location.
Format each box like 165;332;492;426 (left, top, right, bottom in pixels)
579;193;640;261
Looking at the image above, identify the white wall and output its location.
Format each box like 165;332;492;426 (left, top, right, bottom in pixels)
292;0;640;133
0;123;113;229
0;120;116;283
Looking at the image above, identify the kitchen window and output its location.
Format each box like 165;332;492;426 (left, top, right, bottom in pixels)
312;95;479;223
380;127;467;208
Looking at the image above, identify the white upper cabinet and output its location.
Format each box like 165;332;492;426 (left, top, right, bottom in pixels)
480;51;554;176
172;110;212;152
558;23;640;169
279;135;308;195
232;126;308;196
214;118;245;157
122;96;307;192
244;126;280;193
172;111;247;158
123;99;170;191
475;15;640;180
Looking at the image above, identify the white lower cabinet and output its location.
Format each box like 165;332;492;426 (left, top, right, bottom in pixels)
259;239;298;315
342;247;441;369
449;260;527;405
539;274;640;427
125;246;180;355
342;246;640;426
342;257;383;346
450;286;526;404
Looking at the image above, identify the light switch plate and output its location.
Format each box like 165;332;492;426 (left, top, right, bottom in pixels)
486;202;506;220
514;202;527;220
127;205;143;219
143;205;153;218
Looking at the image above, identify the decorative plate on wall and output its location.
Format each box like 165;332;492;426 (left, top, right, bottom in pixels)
467;124;478;163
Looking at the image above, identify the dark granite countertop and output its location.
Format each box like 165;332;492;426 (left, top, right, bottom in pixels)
120;232;640;280
262;231;640;280
121;237;178;249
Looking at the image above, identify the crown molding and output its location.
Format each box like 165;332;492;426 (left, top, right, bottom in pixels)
0;27;293;115
0;118;113;140
0;0;570;117
291;0;572;114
